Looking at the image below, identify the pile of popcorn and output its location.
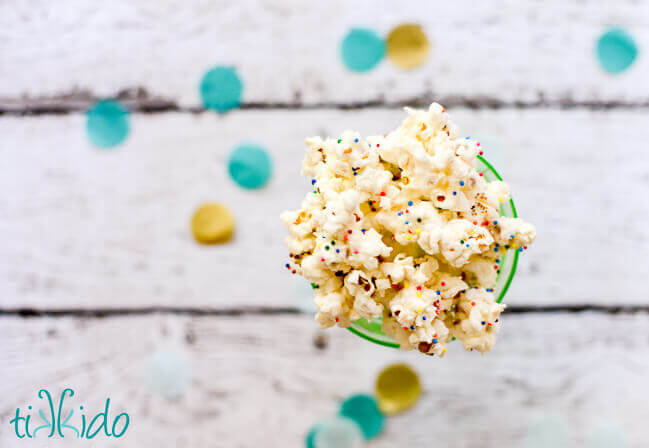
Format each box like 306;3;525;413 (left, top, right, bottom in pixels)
281;104;536;356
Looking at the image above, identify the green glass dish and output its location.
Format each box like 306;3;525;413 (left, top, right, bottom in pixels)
347;155;519;348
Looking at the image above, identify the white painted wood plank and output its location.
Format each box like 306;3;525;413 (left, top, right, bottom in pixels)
0;313;648;447
1;0;649;106
1;108;647;309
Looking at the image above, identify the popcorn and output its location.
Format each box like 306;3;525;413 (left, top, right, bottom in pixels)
281;104;536;356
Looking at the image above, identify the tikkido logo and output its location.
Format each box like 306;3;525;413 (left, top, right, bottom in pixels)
9;388;130;439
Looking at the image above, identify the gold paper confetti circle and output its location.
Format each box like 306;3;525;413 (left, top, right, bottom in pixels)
191;202;234;244
375;363;421;415
386;24;430;69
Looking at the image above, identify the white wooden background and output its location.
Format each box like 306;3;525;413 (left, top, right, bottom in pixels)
1;1;649;447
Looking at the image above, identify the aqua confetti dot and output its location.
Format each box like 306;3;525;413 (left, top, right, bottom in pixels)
228;143;273;189
474;135;507;175
294;277;317;314
146;349;190;399
86;100;130;149
341;29;385;72
200;66;243;112
313;417;363;448
339;394;384;440
586;425;627;448
305;424;322;448
524;415;570;448
596;28;638;74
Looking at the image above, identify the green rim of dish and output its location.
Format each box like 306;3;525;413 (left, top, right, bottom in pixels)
346;155;520;348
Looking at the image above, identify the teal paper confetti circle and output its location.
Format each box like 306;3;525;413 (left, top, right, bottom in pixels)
86;100;130;149
146;349;190;399
339;394;384;440
341;28;385;72
471;135;506;175
305;423;321;448
586;425;627;448
294;277;318;314
596;28;638;74
200;66;243;112
228;143;273;189
313;417;363;448
523;415;570;448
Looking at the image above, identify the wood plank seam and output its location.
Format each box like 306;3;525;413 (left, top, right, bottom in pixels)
0;305;648;318
3;91;649;115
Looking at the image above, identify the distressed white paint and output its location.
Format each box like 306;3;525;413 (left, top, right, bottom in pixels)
0;313;648;447
1;3;647;447
1;108;648;309
1;0;649;106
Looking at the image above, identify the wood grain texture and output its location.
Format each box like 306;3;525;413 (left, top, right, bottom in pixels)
2;0;649;108
1;313;648;447
1;108;648;309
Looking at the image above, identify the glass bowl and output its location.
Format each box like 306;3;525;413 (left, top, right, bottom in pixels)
347;155;519;348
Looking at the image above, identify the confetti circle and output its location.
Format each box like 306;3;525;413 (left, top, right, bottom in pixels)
305;424;321;448
375;363;421;415
386;24;430;69
596;28;638;74
313;417;363;448
200;66;243;112
191;202;235;244
523;415;570;448
586;425;627;448
470;135;506;175
339;394;384;440
341;28;385;72
294;277;318;314
228;143;273;189
86;100;130;149
146;349;190;399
